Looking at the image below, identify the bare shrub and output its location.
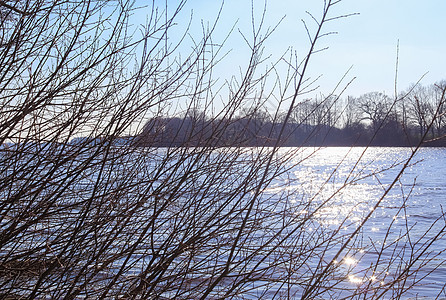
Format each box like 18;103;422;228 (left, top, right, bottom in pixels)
1;0;445;299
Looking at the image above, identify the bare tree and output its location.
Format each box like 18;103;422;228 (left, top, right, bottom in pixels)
403;84;433;140
1;0;445;299
428;81;446;139
357;92;393;132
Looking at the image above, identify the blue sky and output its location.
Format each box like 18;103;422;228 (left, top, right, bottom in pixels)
155;0;445;98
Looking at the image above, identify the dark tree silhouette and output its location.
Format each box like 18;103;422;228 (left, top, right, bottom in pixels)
1;0;446;299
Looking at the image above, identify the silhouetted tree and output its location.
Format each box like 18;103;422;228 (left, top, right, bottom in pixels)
1;0;446;299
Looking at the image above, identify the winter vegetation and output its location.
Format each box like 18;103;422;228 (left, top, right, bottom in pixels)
137;82;446;147
1;0;445;299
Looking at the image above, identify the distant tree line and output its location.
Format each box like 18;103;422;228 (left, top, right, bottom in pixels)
137;81;446;147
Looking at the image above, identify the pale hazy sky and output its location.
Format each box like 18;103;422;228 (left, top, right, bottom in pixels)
158;0;445;97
